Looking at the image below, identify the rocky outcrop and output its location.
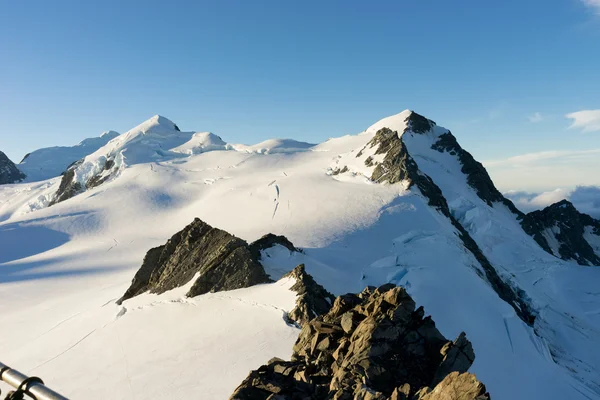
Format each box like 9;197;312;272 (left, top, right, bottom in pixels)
367;128;420;185
521;200;600;266
118;218;299;304
249;233;300;262
230;284;489;400
0;151;25;184
50;157;117;205
431;132;522;215
363;128;536;326
284;264;336;326
49;161;84;205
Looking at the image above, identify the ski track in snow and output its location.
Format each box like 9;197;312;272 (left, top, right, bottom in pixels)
32;329;97;372
32;312;82;342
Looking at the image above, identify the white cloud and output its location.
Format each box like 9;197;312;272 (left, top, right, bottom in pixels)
566;109;600;132
582;0;600;14
528;112;543;123
505;186;600;218
485;148;600;168
483;148;600;192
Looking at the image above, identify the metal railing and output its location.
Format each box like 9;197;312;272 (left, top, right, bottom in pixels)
0;362;68;400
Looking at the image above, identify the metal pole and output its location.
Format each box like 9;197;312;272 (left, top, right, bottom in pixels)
0;361;68;400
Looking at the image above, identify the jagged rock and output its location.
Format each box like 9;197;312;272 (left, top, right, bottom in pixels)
283;264;336;326
118;218;299;304
431;132;522;215
405;111;436;134
521;199;600;266
50;157;118;205
49;162;84;205
368;128;419;185
416;372;489;400
230;284;489;400
0;151;26;184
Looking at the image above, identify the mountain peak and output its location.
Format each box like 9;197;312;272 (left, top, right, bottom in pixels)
148;115;180;131
100;130;119;138
129;115;181;136
366;109;437;136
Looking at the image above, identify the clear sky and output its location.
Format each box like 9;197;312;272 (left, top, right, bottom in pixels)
1;0;599;192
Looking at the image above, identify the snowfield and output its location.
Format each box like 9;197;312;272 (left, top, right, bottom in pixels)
1;112;599;399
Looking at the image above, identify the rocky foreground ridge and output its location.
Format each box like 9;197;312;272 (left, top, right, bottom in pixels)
230;283;488;400
118;217;490;399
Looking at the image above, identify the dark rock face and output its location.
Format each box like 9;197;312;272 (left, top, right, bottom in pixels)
431;132;522;215
49;160;84;205
230;284;489;400
0;151;26;184
284;264;336;326
521;200;600;266
249;233;300;262
51;158;117;205
118;218;299;304
367;128;419;185
363;128;536;326
406;111;436;134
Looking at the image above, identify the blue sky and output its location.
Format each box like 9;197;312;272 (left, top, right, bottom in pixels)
1;0;599;192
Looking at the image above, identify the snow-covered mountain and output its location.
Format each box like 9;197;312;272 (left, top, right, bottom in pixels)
16;130;120;182
1;110;600;399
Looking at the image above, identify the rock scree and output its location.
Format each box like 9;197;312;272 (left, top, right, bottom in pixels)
118;218;299;304
229;283;489;400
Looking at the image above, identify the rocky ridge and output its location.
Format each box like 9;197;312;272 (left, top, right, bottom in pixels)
0;151;26;184
430;131;522;215
118;218;299;304
521;200;600;266
284;264;337;326
230;283;489;400
347;125;536;326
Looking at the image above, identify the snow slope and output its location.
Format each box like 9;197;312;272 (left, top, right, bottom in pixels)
17;131;120;182
1;111;599;399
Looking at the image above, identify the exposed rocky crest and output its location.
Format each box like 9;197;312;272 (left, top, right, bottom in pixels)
118;218;299;304
405;111;436;134
431;132;522;215
284;264;336;326
521;200;600;266
0;151;26;184
230;284;489;400
359;128;536;326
